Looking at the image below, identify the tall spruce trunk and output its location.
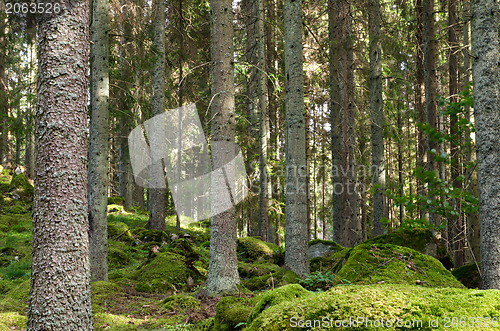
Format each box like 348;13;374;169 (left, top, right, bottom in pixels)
205;0;241;296
148;0;167;231
89;0;110;282
369;0;386;237
24;23;36;180
283;0;309;277
257;0;270;242
471;0;500;289
28;1;93;328
329;0;345;245
0;1;6;166
423;0;439;226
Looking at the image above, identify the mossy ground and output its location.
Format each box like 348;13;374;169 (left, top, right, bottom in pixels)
0;168;497;329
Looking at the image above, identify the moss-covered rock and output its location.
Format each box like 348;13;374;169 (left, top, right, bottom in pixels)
307;239;344;259
8;173;33;203
108;246;131;267
163;294;200;311
364;228;452;269
135;229;170;243
238;261;281;279
310;247;351;273
242;268;300;291
248;284;500;330
107;222;132;240
334;244;464;288
237;237;283;264
248;284;311;324
0;312;26;329
135;252;195;294
214;296;257;330
452;263;480;289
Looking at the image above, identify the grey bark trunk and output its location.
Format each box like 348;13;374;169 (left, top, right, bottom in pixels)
89;0;110;282
283;0;309;277
423;0;439;226
471;0;500;289
257;0;270;242
148;0;167;231
0;2;6;166
28;1;93;328
24;23;36;180
369;0;386;237
205;0;240;296
329;0;345;245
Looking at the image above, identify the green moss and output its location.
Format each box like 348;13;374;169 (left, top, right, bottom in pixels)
214;296;257;330
242;268;300;291
94;312;143;330
248;284;311;323
169;238;198;261
136;229;169;243
364;228;452;268
107;222;132;240
0;279;30;313
107;204;124;214
8;173;33;202
248;284;500;330
238;261;281;279
452;263;480;289
334;244;463;288
91;281;122;313
108;247;131;268
308;239;343;249
0;312;26;329
135;252;192;293
310;248;351;273
108;196;125;205
237;237;283;264
163;294;200;311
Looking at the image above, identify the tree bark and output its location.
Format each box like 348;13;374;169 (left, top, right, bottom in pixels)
205;0;241;296
0;1;7;166
329;0;345;246
28;1;93;328
257;0;270;242
24;22;36;180
369;0;386;237
283;0;309;277
471;0;500;289
148;0;167;231
423;0;439;226
89;0;110;282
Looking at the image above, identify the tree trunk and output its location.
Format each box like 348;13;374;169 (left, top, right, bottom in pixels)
28;1;93;328
471;0;500;289
369;0;386;236
24;21;36;180
148;0;167;231
257;0;270;242
0;1;6;166
423;0;439;226
89;0;110;282
205;0;241;296
329;0;345;246
283;0;309;277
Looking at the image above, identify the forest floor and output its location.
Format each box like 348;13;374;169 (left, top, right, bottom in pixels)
0;168;496;330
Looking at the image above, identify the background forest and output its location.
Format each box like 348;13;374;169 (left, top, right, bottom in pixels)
0;0;498;329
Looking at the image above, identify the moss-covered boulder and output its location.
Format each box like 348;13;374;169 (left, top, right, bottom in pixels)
107;196;125;205
238;261;281;279
248;284;500;330
107;221;132;240
364;228;452;269
334;244;463;288
452;263;480;289
135;252;199;293
242;268;300;292
309;247;351;273
8;173;33;203
108;246;131;267
237;237;283;264
135;229;170;243
163;294;200;311
308;239;344;259
248;284;311;324
213;296;257;330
